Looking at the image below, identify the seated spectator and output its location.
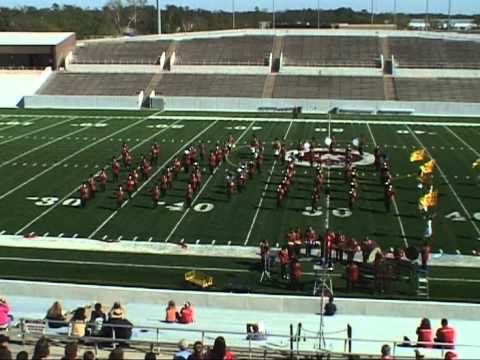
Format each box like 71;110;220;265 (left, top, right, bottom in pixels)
16;351;29;360
144;352;157;360
88;303;106;336
416;318;433;348
435;318;456;349
0;297;12;329
444;351;458;360
101;308;133;344
45;301;67;328
61;341;78;360
188;341;205;360
380;344;392;360
70;307;87;337
0;346;12;360
108;348;124;360
174;339;191;360
179;302;195;324
0;334;9;349
324;296;337;316
108;302;127;321
246;321;267;341
83;351;96;360
207;336;235;360
32;337;50;360
165;300;179;323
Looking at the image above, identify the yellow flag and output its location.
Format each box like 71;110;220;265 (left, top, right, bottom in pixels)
420;159;436;174
410;149;427;162
473;159;480;169
419;190;438;209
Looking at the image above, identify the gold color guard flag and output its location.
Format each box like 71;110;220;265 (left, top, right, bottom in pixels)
420;159;436;174
473;159;480;168
419;190;438;210
410;149;427;162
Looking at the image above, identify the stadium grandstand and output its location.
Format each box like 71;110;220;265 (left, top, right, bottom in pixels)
1;28;480;360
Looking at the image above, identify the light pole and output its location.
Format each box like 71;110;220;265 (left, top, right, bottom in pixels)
156;0;161;34
272;0;276;30
448;0;452;30
317;0;320;29
370;0;374;25
425;0;429;31
393;0;397;27
232;0;235;29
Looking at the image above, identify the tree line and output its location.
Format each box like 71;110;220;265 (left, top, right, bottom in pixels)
0;2;478;39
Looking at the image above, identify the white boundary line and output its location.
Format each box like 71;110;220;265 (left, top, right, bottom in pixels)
16;119;184;236
0;117;148;201
0;118;94;168
325;119;331;230
89;120;220;240
406;125;480;237
164;121;256;243
367;123;409;247
0;116;76;146
243;119;295;246
443;126;480;157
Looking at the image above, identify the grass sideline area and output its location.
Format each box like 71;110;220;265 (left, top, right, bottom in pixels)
0;109;479;301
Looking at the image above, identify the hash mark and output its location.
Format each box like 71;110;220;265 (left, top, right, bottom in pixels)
58;233;64;237
73;233;78;238
102;235;108;241
133;236;138;241
43;232;49;236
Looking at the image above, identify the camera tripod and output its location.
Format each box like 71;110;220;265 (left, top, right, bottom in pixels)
259;254;271;283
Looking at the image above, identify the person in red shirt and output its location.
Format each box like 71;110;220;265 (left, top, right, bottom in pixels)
278;246;290;280
290;258;303;291
116;185;125;208
151;184;161;208
87;175;97;199
142;158;151;180
416;318;433;348
79;183;89;208
178;302;195;324
150;143;160;165
112;157;120;184
435;319;456;349
126;175;135;199
99;168;108;192
380;344;393;360
346;261;360;292
324;231;335;263
185;184;194;208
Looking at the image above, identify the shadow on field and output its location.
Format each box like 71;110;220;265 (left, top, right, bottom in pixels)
98;205;118;211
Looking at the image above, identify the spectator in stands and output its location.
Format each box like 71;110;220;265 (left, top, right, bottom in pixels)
32;337;50;360
435;318;456;349
0;334;9;349
83;351;96;360
278;246;290;280
380;344;392;360
16;351;29;360
0;346;12;360
179;302;195;324
346;261;360;292
416;318;433;348
108;348;124;360
88;302;106;336
444;351;459;360
45;301;67;328
174;339;192;360
324;296;337;316
0;297;12;329
207;336;235;360
246;321;267;341
144;352;157;360
101;307;133;344
61;341;79;360
70;307;87;337
165;300;179;323
289;258;303;291
188;341;205;360
109;302;127;321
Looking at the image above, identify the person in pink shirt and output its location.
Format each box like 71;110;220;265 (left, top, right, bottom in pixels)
0;297;12;329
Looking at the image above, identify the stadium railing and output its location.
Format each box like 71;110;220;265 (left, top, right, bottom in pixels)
8;318;479;359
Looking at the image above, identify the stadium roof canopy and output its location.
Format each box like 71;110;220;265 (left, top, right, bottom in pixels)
0;32;75;46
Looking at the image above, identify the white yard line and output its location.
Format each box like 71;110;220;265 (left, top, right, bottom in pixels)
164;121;256;243
0;117;148;201
0;116;76;146
406;125;480;237
89;120;220;240
0;118;94;168
367;123;409;247
325;120;331;230
243;119;294;246
16;119;184;236
444;126;480;157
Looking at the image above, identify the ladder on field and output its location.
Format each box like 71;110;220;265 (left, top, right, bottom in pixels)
417;270;430;298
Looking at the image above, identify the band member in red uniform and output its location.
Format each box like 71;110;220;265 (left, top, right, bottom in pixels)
88;174;97;198
311;188;320;214
209;152;217;174
374;145;381;170
190;172;199;192
173;159;182;179
335;232;348;262
324;230;335;262
277;184;285;208
150;143;160;165
278;246;290;280
255;152;263;173
151;184;161;208
132;168;140;188
280;144;286;165
166;167;174;189
384;184;396;213
112;157;121;183
79;182;89;208
99;168;108;191
142;158;151;180
185;183;194;208
346;237;359;263
293;227;303;258
124;151;133;170
305;226;318;257
290;258;303;290
183;150;191;173
116;185;125;208
126;175;135;199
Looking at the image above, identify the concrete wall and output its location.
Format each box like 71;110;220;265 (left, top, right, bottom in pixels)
394;68;480;78
152;96;480;117
24;93;143;110
171;64;270;75
66;63;163;73
1;279;479;320
280;66;383;77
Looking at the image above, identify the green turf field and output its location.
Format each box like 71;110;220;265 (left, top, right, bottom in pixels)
0;110;479;255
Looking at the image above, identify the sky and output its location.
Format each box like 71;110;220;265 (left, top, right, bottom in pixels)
1;0;479;15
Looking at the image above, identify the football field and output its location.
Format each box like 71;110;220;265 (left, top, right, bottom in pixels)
0;109;479;256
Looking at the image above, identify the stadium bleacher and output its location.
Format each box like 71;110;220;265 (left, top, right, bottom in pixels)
272;75;385;100
37;72;152;96
395;78;480;103
154;73;266;98
71;41;171;65
173;36;273;66
282;36;381;67
390;37;480;69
